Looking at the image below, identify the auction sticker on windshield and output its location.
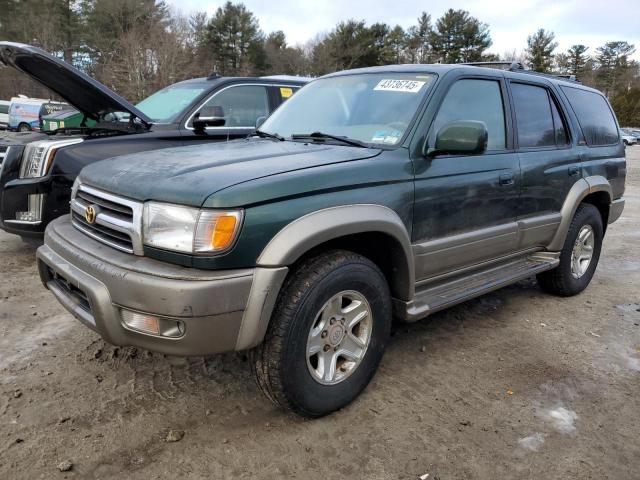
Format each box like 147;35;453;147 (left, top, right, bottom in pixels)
374;79;425;93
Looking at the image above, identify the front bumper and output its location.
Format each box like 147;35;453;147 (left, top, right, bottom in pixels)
37;216;261;356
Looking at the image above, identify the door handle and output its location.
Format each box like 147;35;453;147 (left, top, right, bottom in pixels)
499;173;515;186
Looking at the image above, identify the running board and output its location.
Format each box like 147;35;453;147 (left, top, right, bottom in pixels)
397;253;560;322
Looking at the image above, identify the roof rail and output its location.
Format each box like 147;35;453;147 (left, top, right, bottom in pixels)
462;61;524;71
260;74;314;82
462;61;580;83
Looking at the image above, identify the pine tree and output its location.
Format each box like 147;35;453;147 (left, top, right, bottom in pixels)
566;44;589;77
429;9;491;64
525;29;558;73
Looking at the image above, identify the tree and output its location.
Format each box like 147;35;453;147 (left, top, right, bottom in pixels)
566;44;589;77
204;1;263;75
596;41;636;96
429;9;492;63
310;20;377;74
610;87;640;126
383;25;408;64
406;12;432;63
525;28;558;72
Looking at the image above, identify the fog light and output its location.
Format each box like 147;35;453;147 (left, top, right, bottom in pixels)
120;309;185;338
15;194;43;223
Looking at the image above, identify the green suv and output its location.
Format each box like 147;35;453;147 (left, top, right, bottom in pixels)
37;65;626;417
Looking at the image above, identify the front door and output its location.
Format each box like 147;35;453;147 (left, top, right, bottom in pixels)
183;84;271;141
411;75;521;281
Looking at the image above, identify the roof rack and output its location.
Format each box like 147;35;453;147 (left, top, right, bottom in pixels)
462;61;580;83
462;61;524;71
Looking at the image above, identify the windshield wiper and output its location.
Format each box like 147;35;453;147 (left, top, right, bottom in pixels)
291;131;368;148
251;129;284;141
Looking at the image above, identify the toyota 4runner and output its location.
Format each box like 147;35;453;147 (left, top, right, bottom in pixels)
37;64;626;417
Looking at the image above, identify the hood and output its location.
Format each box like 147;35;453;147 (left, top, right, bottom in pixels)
0;42;152;126
80;139;382;207
0;129;48;146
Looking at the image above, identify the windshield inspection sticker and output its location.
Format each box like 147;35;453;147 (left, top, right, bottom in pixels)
374;79;425;93
372;129;402;144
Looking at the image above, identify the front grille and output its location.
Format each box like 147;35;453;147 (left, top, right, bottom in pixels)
70;184;143;254
0;145;7;166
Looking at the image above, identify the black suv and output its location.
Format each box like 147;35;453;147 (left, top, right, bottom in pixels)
0;42;307;239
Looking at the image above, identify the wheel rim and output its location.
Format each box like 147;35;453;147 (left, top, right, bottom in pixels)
571;224;595;279
306;290;373;385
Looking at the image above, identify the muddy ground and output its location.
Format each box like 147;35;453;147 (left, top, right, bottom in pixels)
1;148;639;480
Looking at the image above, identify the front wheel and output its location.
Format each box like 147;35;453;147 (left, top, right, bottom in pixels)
18;123;31;132
537;203;603;296
252;250;392;417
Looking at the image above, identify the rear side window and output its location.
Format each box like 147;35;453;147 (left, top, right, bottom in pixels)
561;86;618;146
0;104;8;114
432;79;506;150
511;83;569;148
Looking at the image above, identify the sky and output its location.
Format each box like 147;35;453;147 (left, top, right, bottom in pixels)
167;0;640;60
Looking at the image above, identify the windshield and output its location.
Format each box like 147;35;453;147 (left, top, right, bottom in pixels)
136;83;207;123
261;73;436;146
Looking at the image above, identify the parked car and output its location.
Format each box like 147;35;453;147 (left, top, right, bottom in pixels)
0;100;9;129
37;64;625;417
0;42;308;240
41;107;96;133
8;96;68;131
621;128;639;145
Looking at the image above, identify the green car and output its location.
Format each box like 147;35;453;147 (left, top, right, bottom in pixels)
41;108;96;132
38;64;626;417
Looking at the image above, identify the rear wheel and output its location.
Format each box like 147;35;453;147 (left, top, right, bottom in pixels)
537;203;603;296
252;250;392;417
18;123;31;132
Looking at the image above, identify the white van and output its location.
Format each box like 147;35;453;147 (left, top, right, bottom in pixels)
0;100;9;129
8;97;67;131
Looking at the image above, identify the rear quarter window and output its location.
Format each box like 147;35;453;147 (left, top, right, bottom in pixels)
561;86;619;146
0;104;8;114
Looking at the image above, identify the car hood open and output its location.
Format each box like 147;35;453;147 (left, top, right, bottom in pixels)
79;139;382;207
0;42;152;126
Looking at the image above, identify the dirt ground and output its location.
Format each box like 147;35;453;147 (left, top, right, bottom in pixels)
1;149;639;480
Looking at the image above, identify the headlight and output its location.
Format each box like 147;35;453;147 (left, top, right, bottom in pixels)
19;138;83;178
143;202;242;254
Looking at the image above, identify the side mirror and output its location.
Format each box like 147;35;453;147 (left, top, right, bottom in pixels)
424;120;488;157
255;116;267;129
193;105;226;134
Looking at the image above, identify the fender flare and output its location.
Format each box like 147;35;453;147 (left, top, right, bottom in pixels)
235;205;414;351
547;175;612;251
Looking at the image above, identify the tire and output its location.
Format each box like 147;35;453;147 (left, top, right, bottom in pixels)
18;123;31;132
251;249;392;417
537;203;603;296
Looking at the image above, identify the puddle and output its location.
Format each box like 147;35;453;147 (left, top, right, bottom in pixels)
518;433;545;451
545;407;578;434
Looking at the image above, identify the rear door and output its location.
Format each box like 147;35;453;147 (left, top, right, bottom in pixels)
509;80;577;249
411;73;521;280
